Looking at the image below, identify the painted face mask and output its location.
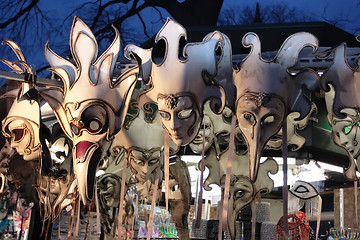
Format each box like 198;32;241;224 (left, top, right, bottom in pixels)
113;95;178;184
40;16;138;204
124;18;234;146
320;43;360;180
234;32;319;181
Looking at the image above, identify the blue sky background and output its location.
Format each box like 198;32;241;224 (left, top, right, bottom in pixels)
0;0;359;79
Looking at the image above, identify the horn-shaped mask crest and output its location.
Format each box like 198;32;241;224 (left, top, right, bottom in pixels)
234;32;318;181
41;16;137;204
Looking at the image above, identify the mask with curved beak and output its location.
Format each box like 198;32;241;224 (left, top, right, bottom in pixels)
320;43;360;180
234;32;319;181
125;18;234;146
39;16;138;204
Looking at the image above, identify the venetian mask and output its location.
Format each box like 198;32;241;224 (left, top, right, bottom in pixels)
234;32;319;181
39;16;138;204
168;159;191;240
320;43;360;180
124;18;234;146
113;96;178;184
0;40;41;161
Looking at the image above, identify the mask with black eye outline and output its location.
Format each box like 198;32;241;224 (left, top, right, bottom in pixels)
157;94;200;146
221;175;254;240
128;147;161;184
65;102;111;204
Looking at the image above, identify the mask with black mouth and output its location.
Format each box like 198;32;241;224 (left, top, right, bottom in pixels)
39;16;138;204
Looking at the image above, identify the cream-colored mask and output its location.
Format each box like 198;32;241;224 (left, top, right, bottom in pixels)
125;18;234;146
0;40;41;161
40;16;138;204
113;91;178;184
234;32;319;181
320;43;360;180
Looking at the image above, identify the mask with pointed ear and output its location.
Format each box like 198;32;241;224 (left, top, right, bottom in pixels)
319;42;360;180
234;32;319;181
1;40;41;161
124;18;234;146
39;16;138;204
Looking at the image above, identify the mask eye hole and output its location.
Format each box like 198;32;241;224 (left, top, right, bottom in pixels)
159;111;171;120
70;123;80;135
243;112;255;125
263;115;275;125
178;108;193;119
148;158;159;165
87;119;102;133
344;125;352;134
234;189;245;200
12;129;24;142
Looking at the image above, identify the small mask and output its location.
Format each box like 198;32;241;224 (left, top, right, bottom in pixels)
234;32;318;181
168;159;191;238
125;18;234;146
40;16;138;204
189;101;233;154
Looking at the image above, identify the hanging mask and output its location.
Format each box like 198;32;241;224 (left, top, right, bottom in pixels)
1;40;41;161
168;159;191;239
124;18;234;146
266;103;317;151
320;43;360;180
189;101;233;154
234;32;319;181
39;16;138;204
219;157;278;240
113;91;178;184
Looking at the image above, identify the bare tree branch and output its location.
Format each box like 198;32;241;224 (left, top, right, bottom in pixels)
0;0;39;28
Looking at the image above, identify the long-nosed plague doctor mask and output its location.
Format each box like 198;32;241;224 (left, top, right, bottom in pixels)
39;16;138;204
124;18;234;146
1;40;41;162
320;43;360;180
233;32;319;181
